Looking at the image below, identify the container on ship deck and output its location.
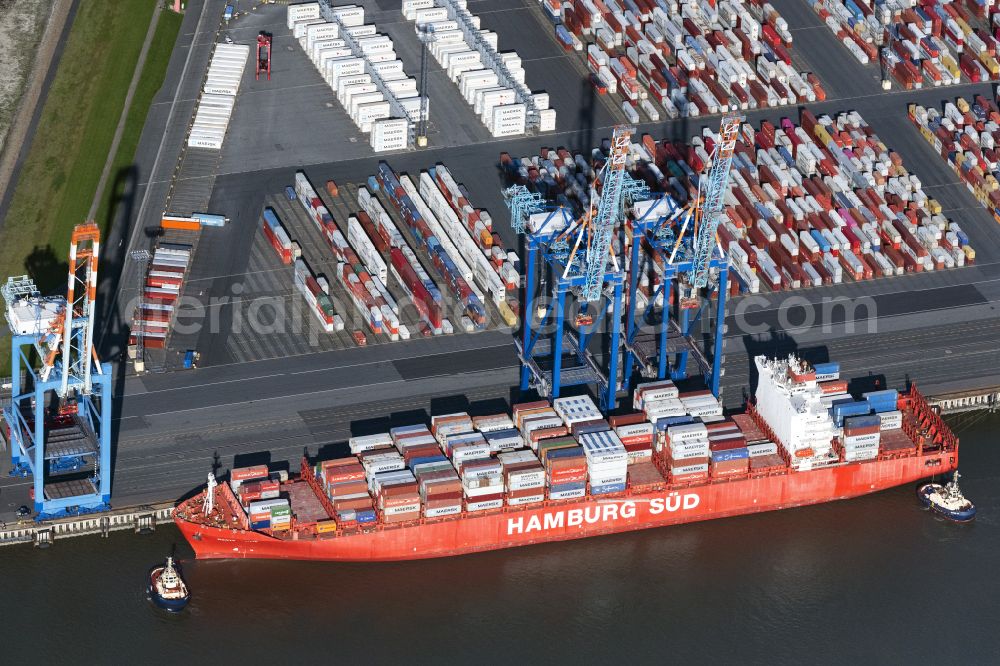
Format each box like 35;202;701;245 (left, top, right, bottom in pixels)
333;496;373;512
356;509;377;524
818;379;849;395
608;412;646;428
571;419;612;437
472;413;515;432
327;480;369;497
232;465;270;482
747;442;778;457
349;432;393;453
749;453;787;474
590;480;627;495
537;437;579;461
669;456;710;474
466;495;504;511
507;487;545;505
878;410;902;430
315;519;338;534
624;443;653;464
548;482;587;500
529;425;570;447
615;421;654;440
484;428;524;451
711;458;749;477
862;389;899;412
832;400;871;425
424;500;463;518
667;422;709;443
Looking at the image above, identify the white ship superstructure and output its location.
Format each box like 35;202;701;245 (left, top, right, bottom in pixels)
753;355;839;470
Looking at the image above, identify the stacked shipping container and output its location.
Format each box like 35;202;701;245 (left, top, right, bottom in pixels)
814;0;1000;88
639;109;975;292
134;228;195;350
293;171;402;338
548;0;825;121
910;95;1000;230
400;0;557;134
375;161;488;328
288;2;417;151
239;357;918;534
189;43;249;150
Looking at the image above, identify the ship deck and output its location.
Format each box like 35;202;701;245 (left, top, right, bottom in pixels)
283;481;330;524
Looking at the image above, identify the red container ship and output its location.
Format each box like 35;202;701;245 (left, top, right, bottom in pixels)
175;356;959;561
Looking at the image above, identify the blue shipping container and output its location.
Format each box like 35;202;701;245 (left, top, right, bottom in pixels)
654;415;695;431
833;401;871;425
844;414;881;430
250;520;270;530
356;510;377;523
546;447;584;461
549;481;586;492
711;448;749;463
814;362;840;375
284;186;295;200
590;482;627;495
407;455;448;471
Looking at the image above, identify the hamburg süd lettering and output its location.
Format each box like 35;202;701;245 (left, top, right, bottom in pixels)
506;492;701;535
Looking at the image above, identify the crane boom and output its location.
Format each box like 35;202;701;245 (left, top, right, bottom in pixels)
690;112;741;289
582;125;633;302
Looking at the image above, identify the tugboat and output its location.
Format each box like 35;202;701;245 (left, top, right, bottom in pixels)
919;471;977;523
148;556;190;611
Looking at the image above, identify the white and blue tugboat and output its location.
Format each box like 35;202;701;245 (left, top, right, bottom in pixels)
919;471;976;523
148;556;190;611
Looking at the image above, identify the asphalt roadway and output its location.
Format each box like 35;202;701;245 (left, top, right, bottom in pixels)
3;0;1000;517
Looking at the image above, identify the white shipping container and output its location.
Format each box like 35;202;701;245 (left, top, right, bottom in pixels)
287;2;320;29
371;118;409;152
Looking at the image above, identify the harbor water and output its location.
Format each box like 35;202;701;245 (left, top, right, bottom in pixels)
1;414;997;664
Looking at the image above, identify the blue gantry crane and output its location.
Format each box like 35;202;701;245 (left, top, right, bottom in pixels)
2;222;112;519
621;112;743;399
511;126;649;410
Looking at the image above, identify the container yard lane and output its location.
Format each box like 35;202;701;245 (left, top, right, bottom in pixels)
80;0;1000;517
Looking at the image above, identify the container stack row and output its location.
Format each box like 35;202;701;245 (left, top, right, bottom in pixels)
375;161;488;329
288;2;417;151
422;164;519;326
401;0;557;135
356;185;447;335
808;363;912;461
228;467;292;531
307;392;665;531
134;239;193;351
189;43;249;150
293;171;403;339
910;94;1000;228
814;0;1000;88
630;109;975;294
543;0;824;122
261;207;303;265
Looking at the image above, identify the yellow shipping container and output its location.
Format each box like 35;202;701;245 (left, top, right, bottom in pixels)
979;54;1000;77
956;97;971;114
498;301;518;327
956;17;973;37
941;54;960;79
316;519;338;534
927;198;942;215
986;175;999;192
963;246;976;262
814;125;833;147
